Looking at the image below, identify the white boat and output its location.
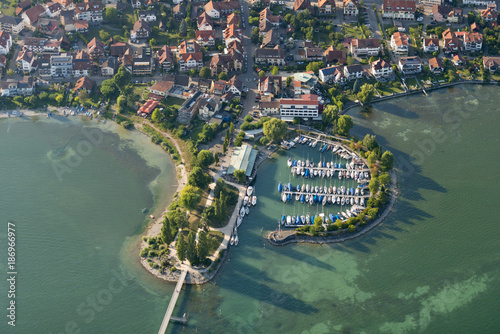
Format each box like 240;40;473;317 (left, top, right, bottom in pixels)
247;186;253;196
234;235;239;246
230;235;235;246
240;206;246;217
306;184;310;192
326;170;330;178
341;197;345;206
287;158;292;167
338;171;342;179
252;196;257;206
355;188;359;195
297;160;302;167
336;196;340;204
282;193;287;202
295;193;300;201
360;198;365;206
313;169;318;177
301;169;305;176
346;197;350;205
243;196;249;206
245;206;250;215
322;196;327;205
237;215;243;227
301;160;306;167
321;170;326;178
286;215;292;225
315;186;319;193
361;188;364;196
323;186;327;193
342;212;349;219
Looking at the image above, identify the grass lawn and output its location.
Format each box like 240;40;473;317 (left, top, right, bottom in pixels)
406;77;418;89
165;96;185;109
378;83;404;95
490;73;500;81
207;231;224;255
132;84;149;101
0;0;15;16
342;24;371;39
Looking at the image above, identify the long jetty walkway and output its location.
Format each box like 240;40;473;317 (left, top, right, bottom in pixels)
158;268;188;334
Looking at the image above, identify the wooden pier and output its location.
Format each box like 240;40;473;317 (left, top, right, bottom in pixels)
158;269;188;334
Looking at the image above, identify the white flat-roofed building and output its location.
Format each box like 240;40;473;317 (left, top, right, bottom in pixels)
280;94;321;121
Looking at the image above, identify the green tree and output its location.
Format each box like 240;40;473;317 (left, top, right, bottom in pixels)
161;218;174;244
258;70;266;77
286;76;292;87
270;66;279;75
446;69;459;83
117;95;127;113
380;150;394;171
346;56;355;65
234;169;246;183
104;7;118;21
200;66;211;78
314;216;323;229
100;79;117;98
369;177;380;194
263;118;287;142
363;134;378;151
149;38;157;48
305;61;323;74
99;30;111;42
55;94;64;105
179;185;202;210
357;84;375;106
379;172;391;187
187;166;212;189
197;150;215;169
322;104;339;127
367;151;378;165
197;231;209;262
6;69;14;76
186;231;197;264
214;152;219;165
179;20;187;36
78;90;89;105
151;108;161;122
113;66;131;90
218;72;228;81
244;114;253;122
337;115;354;136
352;79;360;94
176;234;186;262
229;122;235;134
251;27;260;44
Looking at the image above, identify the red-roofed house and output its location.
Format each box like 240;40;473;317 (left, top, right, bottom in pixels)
197;12;213;30
0;31;12;55
324;46;346;64
137;99;160;117
294;0;312;13
74;76;93;92
390;31;409;56
22;4;45;27
195;30;216;46
343;0;358;16
318;0;336;15
157;45;175;70
481;7;497;23
280;94;322;122
371;59;393;79
350;38;381;56
428;57;444;74
463;32;483;51
178;40;203;71
382;0;416;20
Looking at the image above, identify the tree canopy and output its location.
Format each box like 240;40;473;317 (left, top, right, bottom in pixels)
197;150;215;169
263;118;287;142
113;67;131;90
176;235;186;262
199;67;211;78
179;185;202;210
305;61;324;74
380;151;394;172
357;84;375;106
187;166;212;189
100;79;117;99
337;115;354;136
234;169;246;183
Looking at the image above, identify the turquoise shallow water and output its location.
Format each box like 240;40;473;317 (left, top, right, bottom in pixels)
1;84;500;334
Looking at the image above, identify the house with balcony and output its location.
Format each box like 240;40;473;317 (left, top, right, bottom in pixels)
50;53;73;77
371;59;393;79
280;94;322;122
318;66;346;84
130;19;151;42
0;15;25;34
391;32;409;56
209;50;243;76
481;7;498;23
195;30;216;47
428;57;444;74
324;46;346;65
344;64;364;80
350;38;381;56
73;50;90;77
382;0;416;20
0;76;35;96
74;1;103;26
157;45;175;70
100;57;117;76
87;37;106;60
423;38;440;53
138;10;156;22
255;46;285;66
294;0;313;13
16;50;36;72
442;29;459;53
318;0;336;15
0;31;12;55
432;5;462;23
259;76;282;97
74;76;93;93
398;56;422;75
463;32;483;51
483;56;500;71
343;0;358;16
197;12;214;31
177;40;204;72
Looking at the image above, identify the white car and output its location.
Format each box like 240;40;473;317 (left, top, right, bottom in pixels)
417;17;423;22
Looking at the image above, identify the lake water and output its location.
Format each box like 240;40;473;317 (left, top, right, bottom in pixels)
2;84;500;334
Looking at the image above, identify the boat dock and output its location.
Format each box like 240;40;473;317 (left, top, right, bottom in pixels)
158;268;188;334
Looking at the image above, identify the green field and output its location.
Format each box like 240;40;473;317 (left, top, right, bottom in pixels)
165;96;185;109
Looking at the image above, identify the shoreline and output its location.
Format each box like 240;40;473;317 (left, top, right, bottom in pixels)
267;169;399;246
